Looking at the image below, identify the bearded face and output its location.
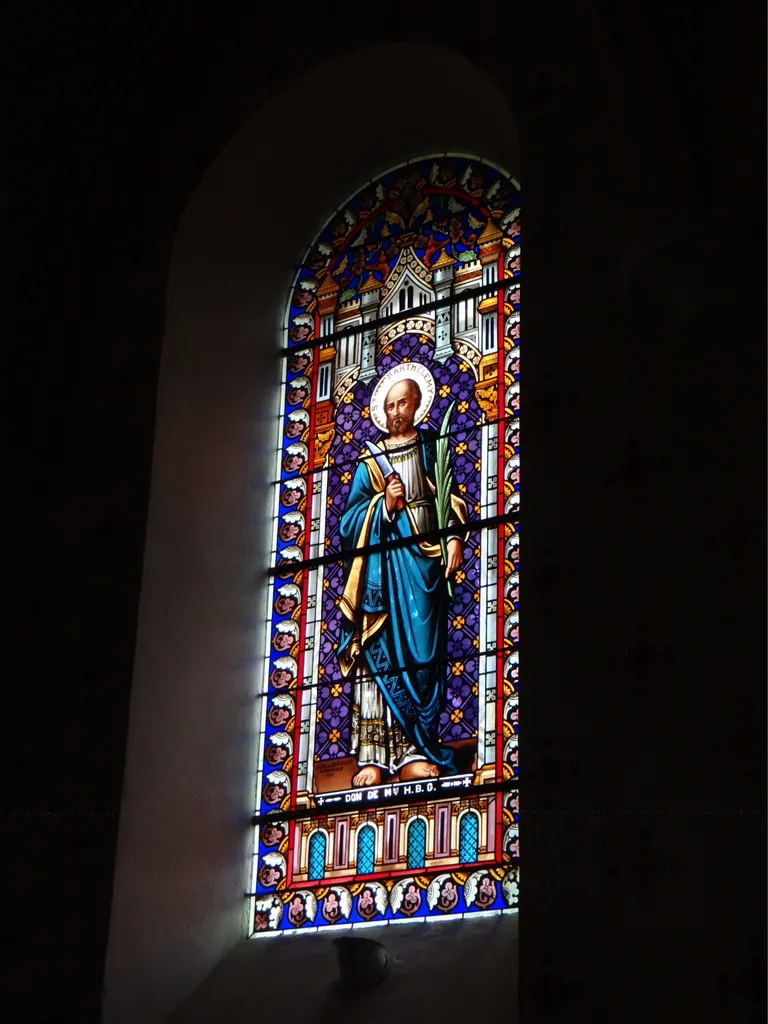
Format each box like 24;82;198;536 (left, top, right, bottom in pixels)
384;379;420;437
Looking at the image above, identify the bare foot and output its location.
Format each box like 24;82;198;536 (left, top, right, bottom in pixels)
352;765;382;787
399;760;440;782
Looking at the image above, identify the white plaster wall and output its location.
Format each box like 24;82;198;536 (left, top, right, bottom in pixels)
102;41;519;1024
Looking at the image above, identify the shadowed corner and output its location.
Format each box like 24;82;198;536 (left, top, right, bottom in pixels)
333;935;392;992
304;936;394;1024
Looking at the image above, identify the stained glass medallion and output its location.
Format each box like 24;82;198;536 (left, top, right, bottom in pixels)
251;155;520;934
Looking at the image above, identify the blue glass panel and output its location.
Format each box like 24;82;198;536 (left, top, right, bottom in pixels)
308;831;327;880
406;817;427;870
459;811;479;863
356;825;376;875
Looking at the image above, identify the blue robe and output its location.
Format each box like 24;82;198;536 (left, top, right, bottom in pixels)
338;431;467;775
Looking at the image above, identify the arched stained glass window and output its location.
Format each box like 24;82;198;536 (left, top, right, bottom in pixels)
307;831;327;881
459;811;480;864
251;155;520;933
406;818;427;870
356;825;376;875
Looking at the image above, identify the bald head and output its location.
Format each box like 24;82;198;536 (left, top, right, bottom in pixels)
384;378;422;438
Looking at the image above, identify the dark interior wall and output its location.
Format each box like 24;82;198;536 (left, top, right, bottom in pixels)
165;915;519;1024
6;2;765;1022
101;40;520;1024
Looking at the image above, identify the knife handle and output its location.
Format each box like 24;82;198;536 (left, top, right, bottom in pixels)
386;472;405;510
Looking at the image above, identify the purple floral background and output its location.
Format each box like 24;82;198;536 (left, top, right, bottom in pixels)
314;330;488;760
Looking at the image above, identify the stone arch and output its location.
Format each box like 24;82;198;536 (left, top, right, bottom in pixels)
103;39;519;1024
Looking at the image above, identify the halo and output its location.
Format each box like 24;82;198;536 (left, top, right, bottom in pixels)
369;362;436;434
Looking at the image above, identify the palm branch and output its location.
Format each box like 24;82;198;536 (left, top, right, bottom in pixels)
434;401;456;599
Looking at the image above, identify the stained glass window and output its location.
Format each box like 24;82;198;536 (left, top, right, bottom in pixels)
250;155;520;935
356;825;376;875
459;811;480;863
406;818;427;870
308;831;327;881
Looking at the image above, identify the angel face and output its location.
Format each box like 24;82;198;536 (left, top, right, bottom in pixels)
288;324;311;345
263;783;287;805
265;742;289;767
284;418;304;440
270;668;292;689
288;352;311;374
274;593;298;616
278;521;301;542
281;486;303;508
261;824;285;847
268;704;291;728
287;385;309;406
272;630;295;654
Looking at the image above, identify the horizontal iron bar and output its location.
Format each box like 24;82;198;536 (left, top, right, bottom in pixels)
280;277;521;356
269;409;520;488
252;777;519;826
257;641;517;700
266;511;518;578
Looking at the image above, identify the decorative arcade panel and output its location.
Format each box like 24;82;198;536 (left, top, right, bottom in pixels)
251;155;520;934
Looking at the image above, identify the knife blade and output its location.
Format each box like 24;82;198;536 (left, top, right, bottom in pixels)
365;440;405;510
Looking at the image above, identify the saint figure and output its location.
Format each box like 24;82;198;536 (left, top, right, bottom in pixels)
338;374;468;787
